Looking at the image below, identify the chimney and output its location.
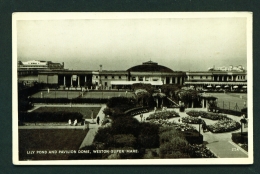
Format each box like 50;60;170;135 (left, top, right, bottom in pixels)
100;65;102;72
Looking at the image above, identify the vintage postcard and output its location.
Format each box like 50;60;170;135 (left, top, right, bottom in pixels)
12;12;253;165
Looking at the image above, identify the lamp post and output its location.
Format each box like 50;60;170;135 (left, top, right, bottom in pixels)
198;116;201;137
240;114;246;142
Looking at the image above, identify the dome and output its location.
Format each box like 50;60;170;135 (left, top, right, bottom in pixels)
127;61;174;73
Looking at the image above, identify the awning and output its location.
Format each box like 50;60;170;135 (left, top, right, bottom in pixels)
233;86;238;88
111;81;163;86
242;86;247;88
207;85;212;88
216;86;221;88
224;85;229;88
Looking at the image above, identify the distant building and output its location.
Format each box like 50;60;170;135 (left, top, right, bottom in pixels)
18;60;65;85
185;66;247;92
37;60;186;90
18;60;247;92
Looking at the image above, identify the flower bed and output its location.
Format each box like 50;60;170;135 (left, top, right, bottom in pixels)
189;144;217;158
186;110;227;120
146;110;180;120
207;118;241;133
181;116;201;124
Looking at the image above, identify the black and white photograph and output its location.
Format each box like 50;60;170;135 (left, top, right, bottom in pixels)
12;12;253;165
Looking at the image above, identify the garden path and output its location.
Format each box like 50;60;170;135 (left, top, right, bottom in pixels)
134;108;249;158
79;104;106;149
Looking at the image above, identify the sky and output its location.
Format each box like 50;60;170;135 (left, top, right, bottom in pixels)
15;13;249;71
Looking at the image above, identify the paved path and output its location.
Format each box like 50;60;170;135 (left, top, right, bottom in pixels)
79;104;106;149
134;108;248;158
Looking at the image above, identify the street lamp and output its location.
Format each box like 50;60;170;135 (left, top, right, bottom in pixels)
240;114;246;142
198;116;201;137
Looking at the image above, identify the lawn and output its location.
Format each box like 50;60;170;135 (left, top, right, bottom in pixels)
82;91;135;99
31;91;81;99
33;107;101;119
30;91;135;99
19;129;88;160
207;93;247;111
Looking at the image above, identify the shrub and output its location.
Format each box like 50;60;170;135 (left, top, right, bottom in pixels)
146;110;180;120
188;144;217;158
18;111;83;123
111;117;141;137
181;116;201;124
232;132;248;144
113;134;137;148
138;123;160;148
159;137;190;158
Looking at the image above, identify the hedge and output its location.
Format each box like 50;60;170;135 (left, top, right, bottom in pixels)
208;107;245;117
19;111;84;123
30;98;108;104
232;132;248;144
182;131;203;144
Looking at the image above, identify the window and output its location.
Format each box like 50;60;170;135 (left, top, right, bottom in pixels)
112;76;114;79
206;76;208;79
200;76;202;79
96;76;98;79
119;76;121;79
105;76;107;79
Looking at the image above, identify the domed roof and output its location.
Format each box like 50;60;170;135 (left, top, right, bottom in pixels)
127;61;174;73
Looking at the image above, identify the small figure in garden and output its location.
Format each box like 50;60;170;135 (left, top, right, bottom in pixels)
202;121;207;132
68;119;72;126
74;119;77;126
91;110;94;123
97;116;100;125
140;114;143;122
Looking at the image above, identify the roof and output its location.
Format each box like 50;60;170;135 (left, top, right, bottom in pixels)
127;61;174;73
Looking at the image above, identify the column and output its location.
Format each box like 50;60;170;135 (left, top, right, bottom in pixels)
191;101;194;108
175;77;177;84
231;76;234;81
180;77;182;85
217;76;219;81
71;75;73;87
85;76;86;82
164;78;166;84
170;77;172;84
136;76;139;81
78;76;80;87
202;99;205;108
143;77;145;81
227;76;229;81
222;76;224;81
64;76;66;86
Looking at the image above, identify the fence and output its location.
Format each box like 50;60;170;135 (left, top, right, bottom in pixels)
216;101;246;111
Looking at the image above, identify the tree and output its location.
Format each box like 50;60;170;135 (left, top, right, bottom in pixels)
161;84;181;99
135;89;150;106
175;88;201;107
